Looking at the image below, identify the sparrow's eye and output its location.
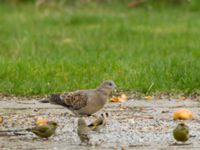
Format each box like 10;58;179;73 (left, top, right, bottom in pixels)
108;83;112;86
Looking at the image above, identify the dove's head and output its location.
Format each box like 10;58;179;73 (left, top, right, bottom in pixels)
97;80;117;95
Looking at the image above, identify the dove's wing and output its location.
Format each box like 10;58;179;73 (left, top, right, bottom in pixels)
60;91;88;110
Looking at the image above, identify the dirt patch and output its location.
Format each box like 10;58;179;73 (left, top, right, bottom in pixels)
0;98;200;150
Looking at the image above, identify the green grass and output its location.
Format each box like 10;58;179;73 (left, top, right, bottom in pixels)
0;3;199;95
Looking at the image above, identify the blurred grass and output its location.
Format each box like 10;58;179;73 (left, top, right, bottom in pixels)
0;3;199;95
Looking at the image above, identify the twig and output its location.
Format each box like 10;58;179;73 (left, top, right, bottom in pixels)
0;131;27;136
0;129;27;132
169;142;192;146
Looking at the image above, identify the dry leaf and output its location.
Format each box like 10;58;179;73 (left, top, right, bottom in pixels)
110;96;119;102
178;96;187;100
173;109;193;120
110;94;127;102
119;94;128;102
144;96;153;100
0;116;3;124
36;117;48;126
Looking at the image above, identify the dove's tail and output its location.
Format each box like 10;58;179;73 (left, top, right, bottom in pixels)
49;94;66;106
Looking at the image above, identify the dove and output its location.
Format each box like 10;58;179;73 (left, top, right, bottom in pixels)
77;118;91;144
48;80;116;116
173;123;189;143
27;121;58;139
88;113;109;131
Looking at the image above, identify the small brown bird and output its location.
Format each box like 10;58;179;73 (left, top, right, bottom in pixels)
77;118;91;144
88;113;109;131
173;123;189;143
48;80;116;116
27;121;58;139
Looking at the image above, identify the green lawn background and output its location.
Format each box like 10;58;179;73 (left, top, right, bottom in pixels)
0;3;199;95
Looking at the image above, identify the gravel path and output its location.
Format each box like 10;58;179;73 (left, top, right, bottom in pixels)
0;97;200;150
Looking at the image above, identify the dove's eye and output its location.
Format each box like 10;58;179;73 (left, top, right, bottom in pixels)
108;83;112;86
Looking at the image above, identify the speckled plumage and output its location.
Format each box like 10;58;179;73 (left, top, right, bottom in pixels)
77;118;91;143
88;113;109;131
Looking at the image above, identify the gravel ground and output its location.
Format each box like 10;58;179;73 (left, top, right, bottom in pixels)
0;97;200;150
